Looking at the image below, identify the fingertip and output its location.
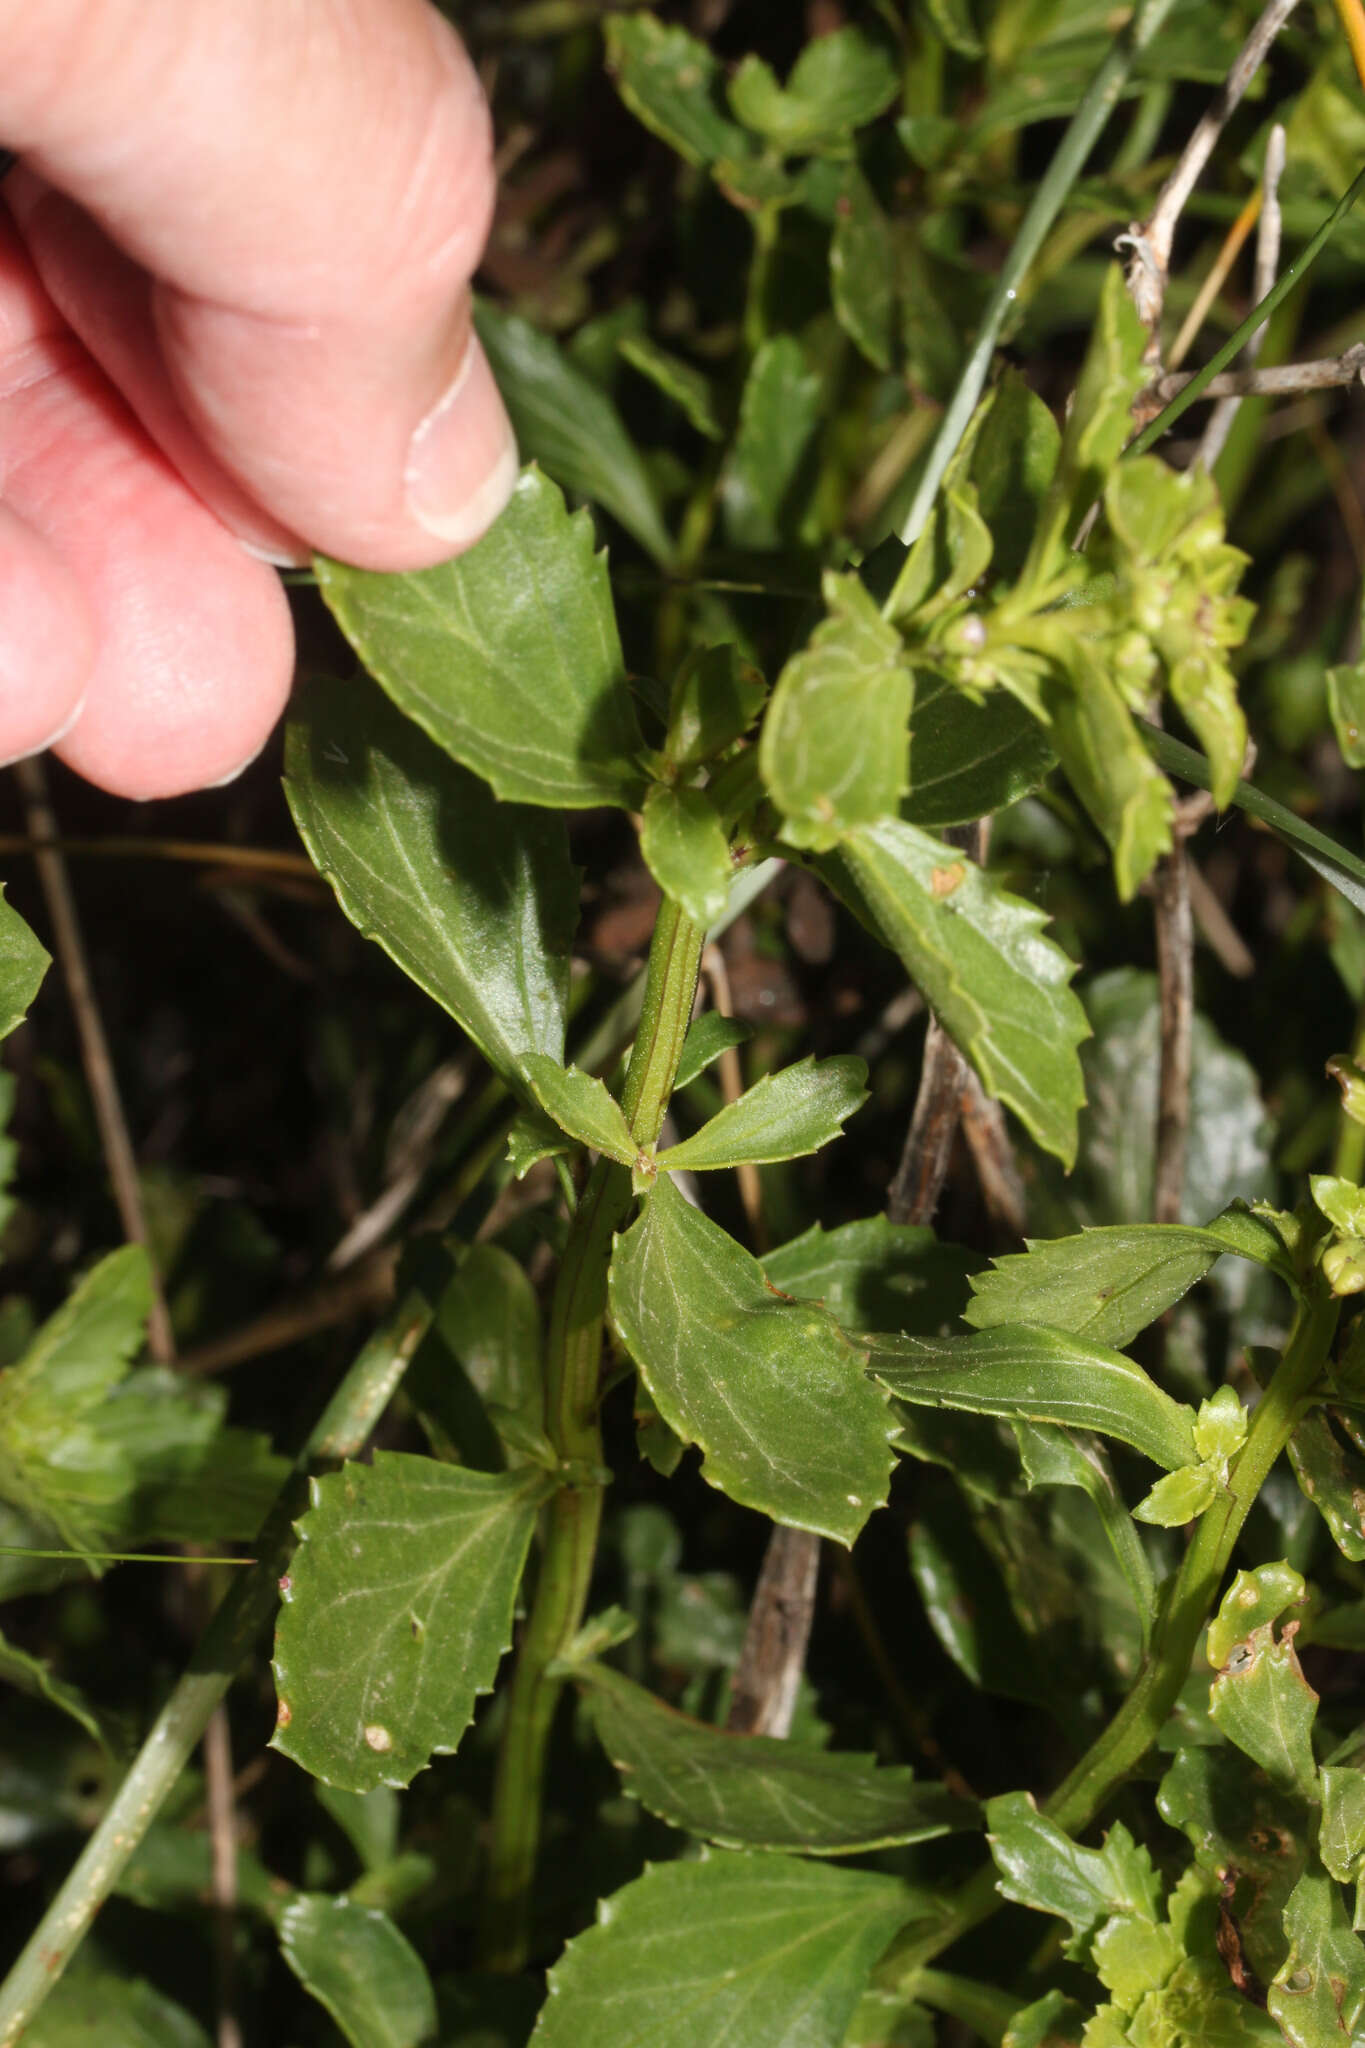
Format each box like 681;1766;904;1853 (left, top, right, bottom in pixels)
0;502;95;766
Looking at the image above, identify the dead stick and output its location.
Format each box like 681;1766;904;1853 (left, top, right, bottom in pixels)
13;759;175;1363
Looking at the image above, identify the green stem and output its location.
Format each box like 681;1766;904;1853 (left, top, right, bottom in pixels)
894;0;1181;554
0;1288;439;2047
879;1286;1339;1978
481;901;704;1972
1333;1005;1365;1187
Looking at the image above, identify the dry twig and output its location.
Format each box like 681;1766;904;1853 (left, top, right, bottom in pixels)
1198;123;1286;468
13;760;175;1363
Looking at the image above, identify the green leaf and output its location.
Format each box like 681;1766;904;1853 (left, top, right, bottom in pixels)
0;1247;283;1555
604;15;753;168
1327;660;1365;769
1208;1562;1307;1668
1311;1172;1365;1238
574;1661;975;1853
828;817;1088;1165
1041;646;1174;902
902;671;1056;829
285;676;576;1093
0;1627;114;1750
1047;970;1273;1230
0;891;48;1042
25;1969;210;2048
760;574;911;850
831;165;895;370
608;1173;895;1544
910;1484;1060;1711
722;337;823;551
1002;1990;1086;2048
665;645;767;770
530;1851;916;2048
675;1012;753;1090
279;1894;437;2048
1269;1865;1365;2048
966;1209;1293;1350
763;1215;981;1334
1209;1610;1319;1801
407;1243;544;1470
316;468;645;810
1013;1425;1156;1650
272;1452;552;1792
1320;1768;1365;1887
656;1055;868;1172
619;333;723;441
475;306;674;566
728;29;899;153
1159;1746;1307;1985
641;785;734;926
1131;1462;1219;1528
1288;1409;1365;1561
920;0;983;57
525;1054;636;1165
868;1326;1198;1470
986;1793;1162;1949
1025;265;1146;580
970;370;1062;586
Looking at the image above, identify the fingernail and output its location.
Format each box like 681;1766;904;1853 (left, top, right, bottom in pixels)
203;734;269;789
404;335;519;550
0;693;87;770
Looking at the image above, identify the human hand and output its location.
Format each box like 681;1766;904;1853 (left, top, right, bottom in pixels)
0;0;516;798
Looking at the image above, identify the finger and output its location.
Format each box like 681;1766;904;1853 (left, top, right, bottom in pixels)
0;0;517;570
0;502;95;765
0;217;294;799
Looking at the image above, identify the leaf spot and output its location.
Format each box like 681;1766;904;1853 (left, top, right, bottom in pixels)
363;1723;393;1753
278;1574;292;1597
276;1698;292;1728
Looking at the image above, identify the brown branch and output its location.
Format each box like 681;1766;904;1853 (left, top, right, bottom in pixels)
14;760;175;1363
0;832;318;880
178;1248;398;1376
1198;123;1286;470
725;1525;821;1737
1146;342;1365;410
959;1072;1027;1241
203;1704;242;2048
1120;0;1301;340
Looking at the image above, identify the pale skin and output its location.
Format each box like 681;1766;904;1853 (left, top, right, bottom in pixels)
0;0;516;798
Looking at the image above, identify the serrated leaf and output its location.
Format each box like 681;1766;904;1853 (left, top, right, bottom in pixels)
986;1794;1162;1947
279;1894;437;2048
763;1215;981;1334
665;645;767;770
1025;266;1146;580
827;816;1088;1164
1209;1616;1319;1801
675;1012;753;1089
722;337;823;551
575;1660;975;1854
619;333;723;441
831;165;895;370
609;1173;894;1544
869;1326;1197;1470
641;785;734;926
657;1056;868;1172
476;306;674;566
285;675;576;1092
1208;1562;1307;1668
1041;646;1174;902
728;29;899;153
506;1109;572;1182
524;1054;635;1164
966;1209;1293;1350
1269;1864;1365;2048
902;671;1055;829
272;1452;552;1791
1158;1745;1307;1985
316;468;645;810
531;1851;915;2048
604;15;753;168
0;891;48;1042
760;575;911;850
1132;1462;1219;1527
